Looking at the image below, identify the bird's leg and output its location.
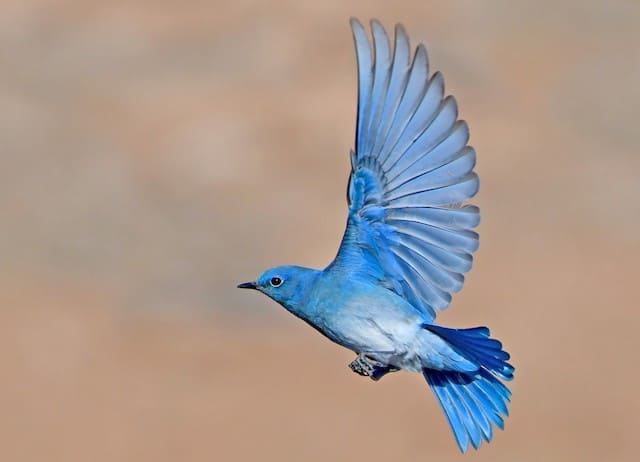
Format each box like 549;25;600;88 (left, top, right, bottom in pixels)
348;353;400;381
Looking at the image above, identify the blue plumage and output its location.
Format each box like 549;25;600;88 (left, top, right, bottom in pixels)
238;19;513;452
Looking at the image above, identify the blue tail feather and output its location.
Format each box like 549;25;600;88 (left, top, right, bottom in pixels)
423;324;514;380
426;370;470;451
423;368;511;452
422;324;513;452
468;379;503;429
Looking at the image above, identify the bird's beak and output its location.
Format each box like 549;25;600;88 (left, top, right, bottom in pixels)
237;281;258;290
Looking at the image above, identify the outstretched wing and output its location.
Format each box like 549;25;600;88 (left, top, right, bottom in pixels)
329;19;480;321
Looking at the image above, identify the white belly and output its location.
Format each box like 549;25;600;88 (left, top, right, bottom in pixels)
314;291;425;366
312;293;475;372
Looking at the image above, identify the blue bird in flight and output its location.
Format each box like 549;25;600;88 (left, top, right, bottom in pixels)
238;18;513;452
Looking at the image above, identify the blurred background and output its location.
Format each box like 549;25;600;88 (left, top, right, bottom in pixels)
2;1;639;461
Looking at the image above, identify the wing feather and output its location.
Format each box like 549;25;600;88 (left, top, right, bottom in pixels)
379;44;430;161
386;147;476;199
330;20;480;320
350;19;373;155
363;20;392;156
387;121;469;186
371;24;412;157
382;72;445;169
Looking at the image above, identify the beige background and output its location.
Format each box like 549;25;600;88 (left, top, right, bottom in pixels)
2;1;639;461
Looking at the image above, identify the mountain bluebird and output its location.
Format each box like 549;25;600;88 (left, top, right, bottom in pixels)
238;18;513;452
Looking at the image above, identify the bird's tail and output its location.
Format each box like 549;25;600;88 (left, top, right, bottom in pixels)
421;324;514;452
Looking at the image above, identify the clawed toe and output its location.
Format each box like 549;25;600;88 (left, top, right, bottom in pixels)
348;354;399;381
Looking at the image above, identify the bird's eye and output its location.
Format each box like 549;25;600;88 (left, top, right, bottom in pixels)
270;277;283;287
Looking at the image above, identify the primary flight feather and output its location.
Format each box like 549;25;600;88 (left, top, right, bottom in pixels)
238;18;513;452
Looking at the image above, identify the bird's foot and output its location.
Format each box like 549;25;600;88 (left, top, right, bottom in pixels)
348;354;400;381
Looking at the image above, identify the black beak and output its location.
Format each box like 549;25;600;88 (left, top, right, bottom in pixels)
237;281;257;290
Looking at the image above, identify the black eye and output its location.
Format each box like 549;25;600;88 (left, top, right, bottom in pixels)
270;277;283;287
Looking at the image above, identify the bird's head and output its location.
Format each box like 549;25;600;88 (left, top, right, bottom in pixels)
237;265;319;311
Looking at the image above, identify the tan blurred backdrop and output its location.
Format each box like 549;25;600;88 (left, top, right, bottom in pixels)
2;1;639;461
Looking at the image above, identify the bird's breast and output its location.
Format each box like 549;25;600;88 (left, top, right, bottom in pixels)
305;283;423;356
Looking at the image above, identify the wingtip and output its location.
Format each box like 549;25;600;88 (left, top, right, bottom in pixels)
351;20;407;51
369;19;387;38
443;94;459;118
369;18;383;30
349;17;363;30
394;22;408;40
429;69;445;91
349;17;368;45
393;23;411;62
370;19;391;60
413;42;430;70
